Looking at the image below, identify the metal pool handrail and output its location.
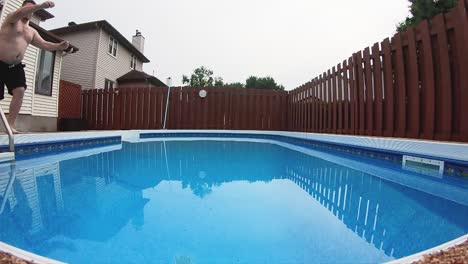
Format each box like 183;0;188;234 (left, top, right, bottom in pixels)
0;162;16;214
163;77;172;129
0;106;14;152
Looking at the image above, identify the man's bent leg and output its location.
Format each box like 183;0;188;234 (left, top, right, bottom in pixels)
7;87;25;133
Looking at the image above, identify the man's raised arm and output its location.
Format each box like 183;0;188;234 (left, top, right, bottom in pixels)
30;29;70;52
4;1;54;24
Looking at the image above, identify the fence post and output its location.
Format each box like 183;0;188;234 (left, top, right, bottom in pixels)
337;64;343;134
363;47;374;136
371;43;383;137
433;14;452;141
453;0;468;142
381;38;394;137
406;28;420;139
355;52;365;135
392;33;407;138
332;67;338;134
113;88;122;130
342;61;350;135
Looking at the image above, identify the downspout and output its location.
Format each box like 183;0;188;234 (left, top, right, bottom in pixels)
163;77;172;129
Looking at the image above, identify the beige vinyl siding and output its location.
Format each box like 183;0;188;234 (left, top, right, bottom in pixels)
0;0;18;25
8;163;62;235
95;29;143;88
32;53;62;117
58;29;100;89
14;168;44;234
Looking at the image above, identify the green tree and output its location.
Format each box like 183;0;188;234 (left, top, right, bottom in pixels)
181;67;285;89
397;0;458;32
182;66;224;87
225;82;245;88
245;76;285;90
214;77;224;86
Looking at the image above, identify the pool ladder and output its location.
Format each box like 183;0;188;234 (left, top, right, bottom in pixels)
0;163;16;215
0;106;15;162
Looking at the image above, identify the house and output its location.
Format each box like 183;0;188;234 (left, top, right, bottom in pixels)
0;0;78;132
50;20;165;90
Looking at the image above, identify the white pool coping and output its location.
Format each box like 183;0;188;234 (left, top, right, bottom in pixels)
385;234;468;264
0;242;65;264
0;129;467;264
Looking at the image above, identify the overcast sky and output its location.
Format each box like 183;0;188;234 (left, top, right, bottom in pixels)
42;0;410;90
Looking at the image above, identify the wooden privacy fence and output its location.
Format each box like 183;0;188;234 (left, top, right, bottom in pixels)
57;80;81;125
289;0;468;142
81;86;288;130
58;80;82;121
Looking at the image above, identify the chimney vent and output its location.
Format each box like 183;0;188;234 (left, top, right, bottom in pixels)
132;30;145;54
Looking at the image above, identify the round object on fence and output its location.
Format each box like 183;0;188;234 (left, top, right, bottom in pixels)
199;89;207;98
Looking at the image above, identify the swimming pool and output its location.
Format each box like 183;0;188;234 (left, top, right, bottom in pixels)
0;131;467;263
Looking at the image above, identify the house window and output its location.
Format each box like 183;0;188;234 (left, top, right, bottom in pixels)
35;50;55;96
104;79;114;89
130;55;137;69
108;36;118;57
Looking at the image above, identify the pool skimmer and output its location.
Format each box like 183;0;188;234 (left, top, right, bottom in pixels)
402;155;445;176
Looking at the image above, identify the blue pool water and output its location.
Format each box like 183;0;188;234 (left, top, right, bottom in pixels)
0;140;467;264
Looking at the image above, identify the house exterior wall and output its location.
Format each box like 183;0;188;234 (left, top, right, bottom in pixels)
95;29;143;89
57;29;100;89
0;0;63;120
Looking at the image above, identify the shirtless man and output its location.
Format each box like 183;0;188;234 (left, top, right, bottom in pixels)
0;0;71;133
